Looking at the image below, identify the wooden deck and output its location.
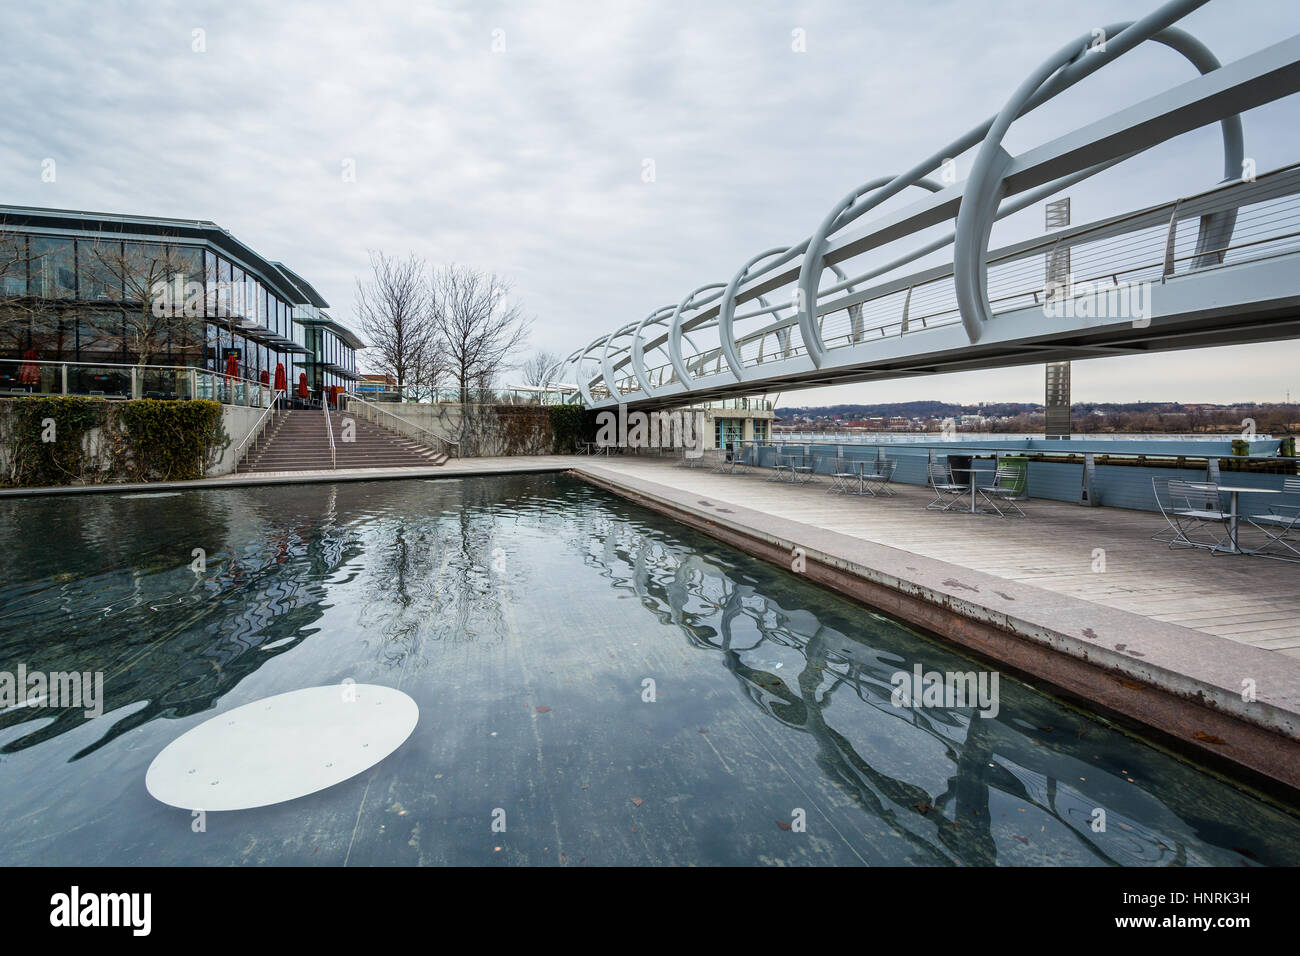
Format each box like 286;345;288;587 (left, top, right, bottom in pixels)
578;457;1300;657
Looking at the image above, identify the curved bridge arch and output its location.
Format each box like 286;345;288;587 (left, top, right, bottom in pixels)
566;0;1299;409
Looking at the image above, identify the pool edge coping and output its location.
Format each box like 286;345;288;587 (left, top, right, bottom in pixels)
0;458;579;497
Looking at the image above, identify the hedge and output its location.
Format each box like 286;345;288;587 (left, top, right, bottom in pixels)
0;397;228;487
548;405;598;454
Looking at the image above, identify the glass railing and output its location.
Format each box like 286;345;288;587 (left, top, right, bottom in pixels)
0;358;275;407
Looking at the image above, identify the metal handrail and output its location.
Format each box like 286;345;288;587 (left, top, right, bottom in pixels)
656;191;1300;373
323;399;336;470
0;356;278;407
230;389;286;473
0;356;273;391
588;162;1300;397
341;393;460;457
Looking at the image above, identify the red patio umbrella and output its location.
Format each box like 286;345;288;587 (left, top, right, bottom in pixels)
260;369;270;387
225;353;239;381
274;363;287;393
297;372;308;400
17;349;40;386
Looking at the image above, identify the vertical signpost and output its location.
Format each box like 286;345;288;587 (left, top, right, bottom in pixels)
1044;198;1071;441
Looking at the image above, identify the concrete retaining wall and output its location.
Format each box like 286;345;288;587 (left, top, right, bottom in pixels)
207;404;266;476
352;403;553;457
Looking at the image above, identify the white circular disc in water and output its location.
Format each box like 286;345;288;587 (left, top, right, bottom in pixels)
146;685;418;811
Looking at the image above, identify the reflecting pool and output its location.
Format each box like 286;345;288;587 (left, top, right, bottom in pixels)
1;474;1298;865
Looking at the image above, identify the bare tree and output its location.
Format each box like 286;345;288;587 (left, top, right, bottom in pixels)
0;228;46;355
85;235;198;369
520;350;562;388
355;250;437;400
427;264;531;404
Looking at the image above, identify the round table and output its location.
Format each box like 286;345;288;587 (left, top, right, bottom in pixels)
1208;485;1280;554
949;467;997;514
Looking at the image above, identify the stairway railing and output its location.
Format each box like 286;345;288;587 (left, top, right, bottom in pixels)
231;389;286;473
339;394;459;458
323;399;336;470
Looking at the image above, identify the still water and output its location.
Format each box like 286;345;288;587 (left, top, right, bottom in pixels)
1;474;1297;866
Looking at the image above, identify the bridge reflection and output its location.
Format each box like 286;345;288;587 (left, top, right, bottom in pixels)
563;490;1281;865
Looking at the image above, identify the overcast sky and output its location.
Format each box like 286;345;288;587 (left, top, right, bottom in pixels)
2;0;1297;405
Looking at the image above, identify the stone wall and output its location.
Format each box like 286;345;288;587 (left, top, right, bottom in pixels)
356;403;554;457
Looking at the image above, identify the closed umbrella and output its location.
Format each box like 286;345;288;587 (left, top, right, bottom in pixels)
225;354;239;380
274;363;287;393
260;369;270;387
297;372;308;400
17;349;40;386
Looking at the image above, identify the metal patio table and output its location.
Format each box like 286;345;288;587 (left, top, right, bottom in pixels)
948;466;997;514
785;453;818;484
1203;484;1280;554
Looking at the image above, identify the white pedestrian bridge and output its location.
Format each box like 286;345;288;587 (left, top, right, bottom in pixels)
561;0;1300;411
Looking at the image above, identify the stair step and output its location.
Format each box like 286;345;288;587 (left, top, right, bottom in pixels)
237;406;451;472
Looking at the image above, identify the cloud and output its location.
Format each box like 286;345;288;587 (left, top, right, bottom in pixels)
1;0;1297;401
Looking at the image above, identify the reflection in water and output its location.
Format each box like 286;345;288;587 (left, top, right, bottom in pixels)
0;485;357;756
555;483;1300;866
0;473;1297;866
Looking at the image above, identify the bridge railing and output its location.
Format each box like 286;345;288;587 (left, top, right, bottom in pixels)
631;163;1300;391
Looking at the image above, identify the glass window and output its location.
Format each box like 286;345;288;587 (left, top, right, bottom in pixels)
216;258;232;320
77;239;123;301
119;242;166;302
205;318;218;371
29;236;76;299
231;267;244;319
249;278;261;325
204;251;218;317
1;233;27;297
174;245;202;299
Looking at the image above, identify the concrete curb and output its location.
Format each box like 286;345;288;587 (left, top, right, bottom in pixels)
0;458;577;497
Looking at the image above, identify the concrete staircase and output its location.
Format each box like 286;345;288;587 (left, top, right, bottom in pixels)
238;409;449;473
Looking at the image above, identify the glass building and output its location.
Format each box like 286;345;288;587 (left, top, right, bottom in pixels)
0;204;362;403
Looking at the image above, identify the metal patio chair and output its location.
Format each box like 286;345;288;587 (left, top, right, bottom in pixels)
859;457;898;497
977;464;1028;517
766;452;793;482
722;442;749;475
792;453;819;485
708;447;733;473
828;458;861;494
1247;477;1300;561
1151;477;1231;551
926;460;967;511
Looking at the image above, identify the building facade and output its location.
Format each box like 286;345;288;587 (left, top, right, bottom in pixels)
0;205;361;403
